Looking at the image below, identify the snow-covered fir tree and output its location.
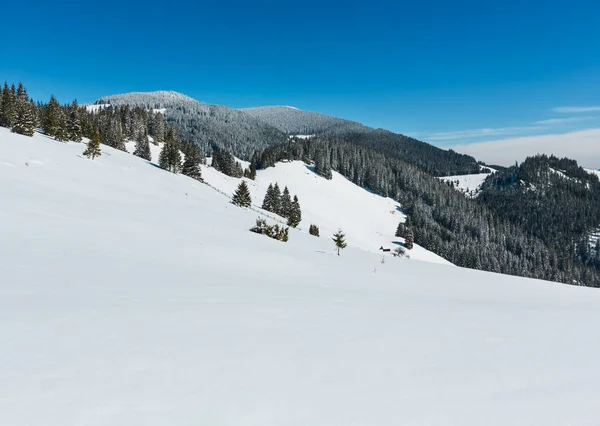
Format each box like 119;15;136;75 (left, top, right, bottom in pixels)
12;83;36;137
133;129;151;161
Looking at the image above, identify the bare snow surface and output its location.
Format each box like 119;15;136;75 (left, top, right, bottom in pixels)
2;127;600;426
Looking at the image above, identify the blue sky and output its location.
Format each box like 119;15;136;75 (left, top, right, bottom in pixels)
2;0;600;154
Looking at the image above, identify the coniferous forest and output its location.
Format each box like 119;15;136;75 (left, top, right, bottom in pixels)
2;81;599;287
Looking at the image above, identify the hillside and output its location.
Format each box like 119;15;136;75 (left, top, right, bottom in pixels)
3;128;600;426
94;91;287;159
239;105;364;135
478;155;600;271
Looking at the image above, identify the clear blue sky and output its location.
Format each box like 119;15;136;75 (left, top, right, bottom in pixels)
2;0;600;147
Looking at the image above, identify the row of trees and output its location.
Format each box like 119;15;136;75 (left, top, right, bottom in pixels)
1;82;38;137
262;183;302;227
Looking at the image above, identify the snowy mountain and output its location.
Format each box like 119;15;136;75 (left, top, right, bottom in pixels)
94;91;288;159
239;105;364;135
3;127;600;426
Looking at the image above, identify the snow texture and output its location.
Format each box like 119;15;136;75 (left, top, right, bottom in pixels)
2;127;600;426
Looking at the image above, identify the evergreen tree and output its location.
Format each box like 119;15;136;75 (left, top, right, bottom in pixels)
272;183;282;214
281;186;292;218
43;95;61;136
67;100;82;142
0;82;16;128
54;108;69;142
262;184;275;211
133;129;152;161
158;127;182;173
150;111;165;143
12;83;35;136
395;222;405;238
232;181;252;207
182;143;203;180
405;229;414;250
83;122;102;159
309;224;320;237
287;195;302;227
332;229;347;256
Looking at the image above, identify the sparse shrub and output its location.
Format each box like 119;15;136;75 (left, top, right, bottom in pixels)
250;218;289;242
309;224;320;237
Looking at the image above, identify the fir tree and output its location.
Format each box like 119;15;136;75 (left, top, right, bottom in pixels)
272;183;282;214
158;127;182;173
287;195;302;227
54;108;69;142
133;129;152;161
0;82;16;128
395;222;405;238
83;122;102;159
182;143;203;180
43;95;60;136
151;111;165;144
232;181;252;207
281;186;292;218
332;229;347;256
12;83;35;137
67;100;82;142
405;229;414;250
262;183;275;211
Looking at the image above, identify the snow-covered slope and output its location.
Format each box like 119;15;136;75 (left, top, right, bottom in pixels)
203;160;447;264
440;172;491;197
2;127;600;426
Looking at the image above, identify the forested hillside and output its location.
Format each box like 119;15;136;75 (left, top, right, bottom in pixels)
478;155;600;272
239;106;364;135
242;105;481;176
95;91;287;159
254;136;600;286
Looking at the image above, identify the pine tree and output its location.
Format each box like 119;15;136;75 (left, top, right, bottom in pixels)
232;181;252;207
309;224;320;237
287;195;302;228
272;183;282;214
262;183;275;211
43;95;60;136
12;83;35;136
67;100;82;142
133;129;152;161
150;111;165;144
281;186;292;218
54;108;69;142
395;222;405;238
158;127;182;173
405;229;414;250
182;143;203;180
83;122;102;159
332;229;347;256
0;82;16;128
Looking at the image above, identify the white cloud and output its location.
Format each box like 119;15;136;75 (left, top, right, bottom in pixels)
534;116;598;125
552;106;600;113
451;128;600;169
414;126;541;141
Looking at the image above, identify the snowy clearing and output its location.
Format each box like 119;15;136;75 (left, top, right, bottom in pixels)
203;160;446;263
2;128;600;426
439;172;491;197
